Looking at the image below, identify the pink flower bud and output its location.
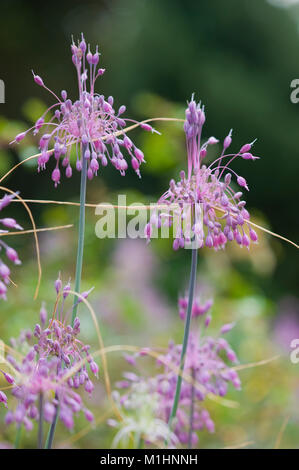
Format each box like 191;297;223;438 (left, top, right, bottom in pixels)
220;322;236;334
85;380;94;394
66;165;72;178
85;409;94;422
124;136;133;149
101;156;108;167
134;148;144;162
0;218;23;230
80;34;87;53
60;410;74;429
2;372;14;384
103;101;112;113
51;168;61;186
118;105;126;115
200;148;207;159
207;136;219;145
223;129;233;150
224;173;232;185
90;361;99;377
241;234;250;249
55;275;62;294
131;157;139;171
240;143;252;153
97;68;105;77
92;52;99;65
249;228;258;242
6;247;21;265
32;71;44;87
0;263;10;280
140;123;153;132
237;176;249;191
205;235;213;248
15;132;26;143
90;158;99;173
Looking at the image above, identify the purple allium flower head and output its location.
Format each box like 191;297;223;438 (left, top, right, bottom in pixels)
0;193;22;299
113;301;240;447
3;277;98;431
146;95;259;250
12;34;156;185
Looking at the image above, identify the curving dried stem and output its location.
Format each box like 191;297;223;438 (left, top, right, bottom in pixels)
1;118;184;184
9;199;299;249
0;224;73;238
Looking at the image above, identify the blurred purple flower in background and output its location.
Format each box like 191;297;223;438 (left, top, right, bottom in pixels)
96;239;172;333
112;299;241;447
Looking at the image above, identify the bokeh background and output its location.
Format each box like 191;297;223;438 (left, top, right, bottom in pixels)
0;0;299;449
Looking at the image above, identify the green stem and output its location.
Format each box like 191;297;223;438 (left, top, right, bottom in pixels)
14;425;22;449
168;248;198;430
45;397;59;449
71;146;88;326
38;393;44;449
46;146;87;449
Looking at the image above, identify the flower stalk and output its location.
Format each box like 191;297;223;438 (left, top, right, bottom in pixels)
168;247;198;430
38;393;44;449
71;145;87;326
45;396;59;449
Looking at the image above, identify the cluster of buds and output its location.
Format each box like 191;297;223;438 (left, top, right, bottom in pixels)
1;277;98;431
113;299;240;447
12;34;155;186
0;193;22;300
146;95;258;250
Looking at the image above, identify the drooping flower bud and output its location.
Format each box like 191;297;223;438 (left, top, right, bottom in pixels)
32;71;44;87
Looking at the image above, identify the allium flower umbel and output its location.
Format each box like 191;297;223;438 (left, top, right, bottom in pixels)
2;277;98;431
146;95;259;250
114;298;241;447
0;193;22;300
12;34;154;186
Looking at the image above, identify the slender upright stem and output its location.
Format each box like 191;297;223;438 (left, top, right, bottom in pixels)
71;145;88;326
38;393;44;449
188;368;195;449
168;248;198;430
47;146;87;449
45;397;59;449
